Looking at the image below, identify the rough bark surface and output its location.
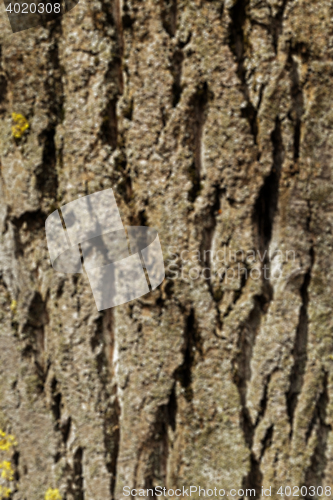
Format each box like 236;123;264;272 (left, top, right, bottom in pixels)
0;0;332;498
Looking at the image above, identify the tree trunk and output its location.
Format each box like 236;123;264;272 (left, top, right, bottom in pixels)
0;0;332;498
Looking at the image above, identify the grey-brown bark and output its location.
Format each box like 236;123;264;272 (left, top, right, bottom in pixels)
0;0;333;498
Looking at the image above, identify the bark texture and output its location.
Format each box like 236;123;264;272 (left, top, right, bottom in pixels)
0;0;332;498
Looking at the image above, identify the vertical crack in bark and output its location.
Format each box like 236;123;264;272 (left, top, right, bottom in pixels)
13;450;20;484
37;127;58;198
101;99;119;150
104;395;120;500
161;0;177;37
143;389;176;493
67;447;85;500
255;372;273;428
200;185;222;291
260;424;274;459
0;44;8;115
19;290;48;392
134;371;178;491
243;452;263;498
271;0;289;54
62;416;72;445
142;310;200;489
234;303;264;439
175;308;200;402
100;0;123;149
91;310;120;499
51;376;62;431
234;117;284;495
241;375;276;496
305;372;332;488
170;31;192;109
228;0;258;146
50;375;77;487
188;82;208;202
254;117;284;312
288;53;304;163
109;0;134;203
235;308;263;497
171;48;183;108
286;245;314;437
36;20;63;199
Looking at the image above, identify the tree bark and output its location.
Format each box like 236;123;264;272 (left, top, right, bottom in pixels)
0;0;332;498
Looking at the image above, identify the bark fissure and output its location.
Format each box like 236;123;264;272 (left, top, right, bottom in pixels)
171;48;183;108
161;0;177;38
50;376;62;430
271;0;289;54
188;82;208;203
200;185;222;292
37;127;58;198
228;0;258;146
67;447;85;500
100;0;123;149
36;21;64;199
20;291;48;391
104;396;120;500
254;117;284;312
305;372;331;489
286;244;314;436
175;308;198;403
91;310;120;499
288;53;304;163
0;44;8;114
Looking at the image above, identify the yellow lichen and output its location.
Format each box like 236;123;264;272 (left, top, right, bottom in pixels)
10;300;17;314
45;488;62;500
0;462;13;482
0;431;16;452
11;113;29;139
0;486;11;499
0;431;16;500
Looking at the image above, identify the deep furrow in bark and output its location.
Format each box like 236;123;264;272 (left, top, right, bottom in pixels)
91;309;120;499
100;0;123;149
200;185;222;293
175;308;198;403
228;0;258;146
36;20;63;199
271;0;289;54
286;246;314;436
188;82;208;203
20;291;48;391
143;308;201;488
171;47;183;108
236;115;284;494
304;372;332;490
67;447;85;500
237;115;284;421
288;52;304;163
106;395;120;500
254;116;284;311
161;0;177;38
0;44;8;115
